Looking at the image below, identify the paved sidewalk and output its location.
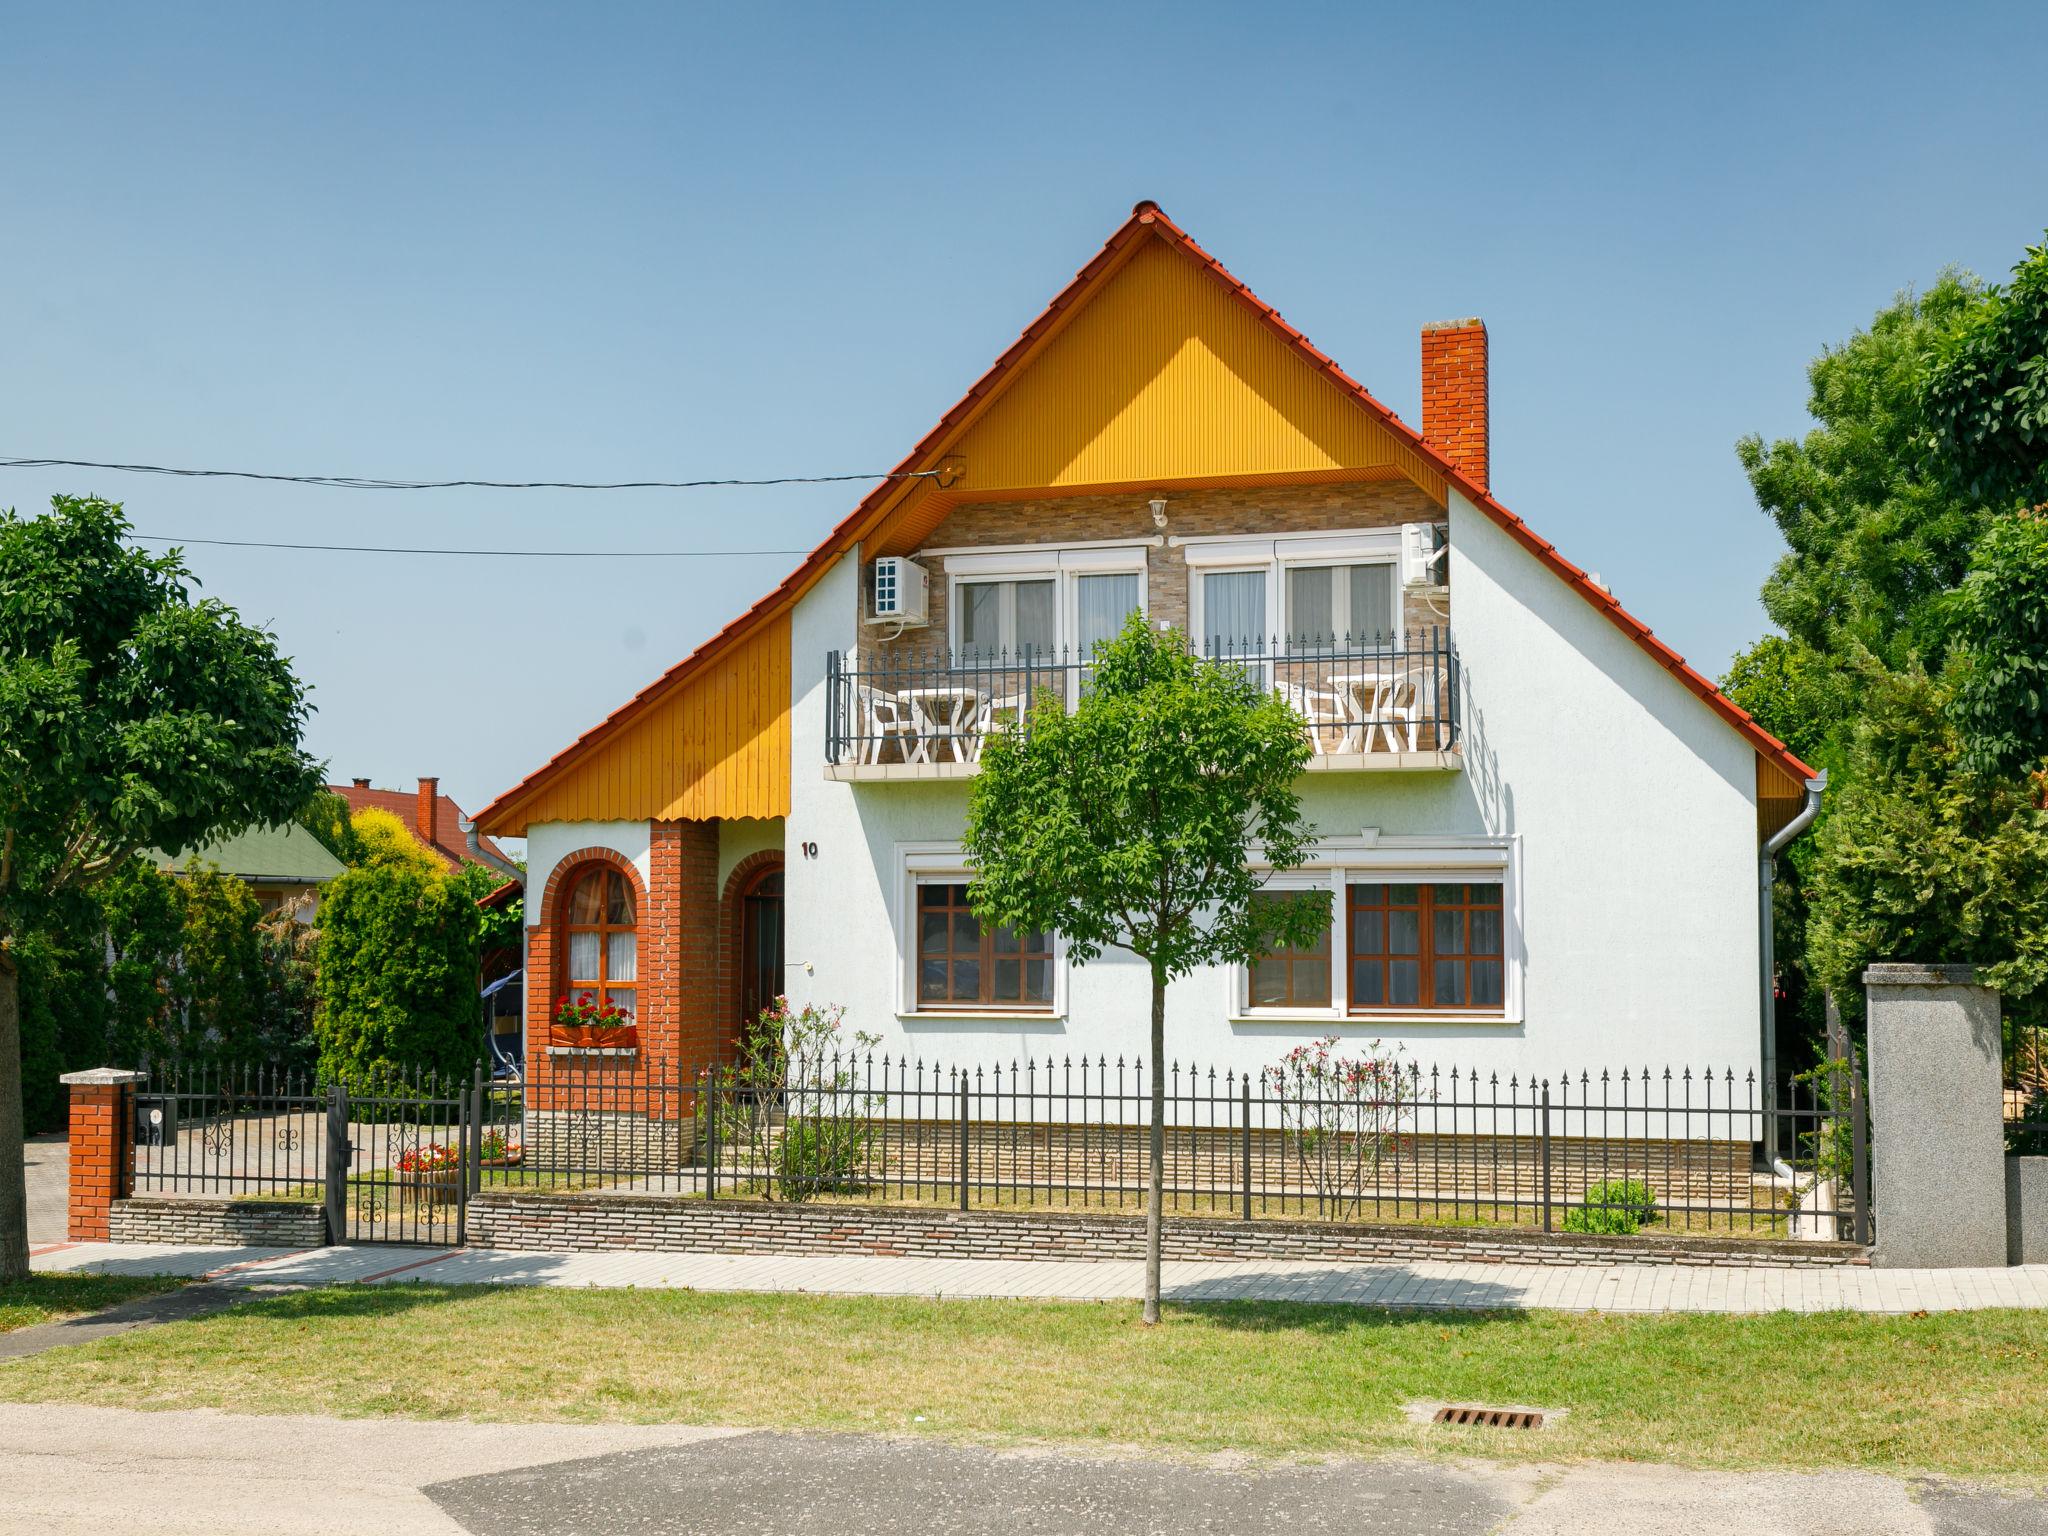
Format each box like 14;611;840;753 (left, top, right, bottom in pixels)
30;1240;2048;1313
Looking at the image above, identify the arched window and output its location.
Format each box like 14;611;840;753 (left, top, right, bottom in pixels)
563;866;637;1020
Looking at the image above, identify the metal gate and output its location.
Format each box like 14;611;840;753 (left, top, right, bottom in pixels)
325;1068;485;1245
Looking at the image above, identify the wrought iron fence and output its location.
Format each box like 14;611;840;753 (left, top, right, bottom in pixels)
132;1060;486;1245
489;1049;1873;1241
824;629;1461;767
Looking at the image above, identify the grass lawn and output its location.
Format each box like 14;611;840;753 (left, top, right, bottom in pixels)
0;1273;184;1333
3;1284;2045;1476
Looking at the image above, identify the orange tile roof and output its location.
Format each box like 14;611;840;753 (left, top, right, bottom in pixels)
478;202;1814;831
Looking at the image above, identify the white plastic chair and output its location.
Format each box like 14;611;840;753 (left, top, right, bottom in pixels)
1358;670;1423;753
1277;681;1351;757
963;693;1026;762
856;685;917;764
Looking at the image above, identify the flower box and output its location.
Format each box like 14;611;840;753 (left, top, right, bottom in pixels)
554;1023;639;1050
553;991;636;1049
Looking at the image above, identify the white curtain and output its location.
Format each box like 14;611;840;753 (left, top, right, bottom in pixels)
1076;572;1141;657
1348;563;1395;643
1203;569;1267;655
568;930;600;984
960;579;1056;655
1286;567;1334;647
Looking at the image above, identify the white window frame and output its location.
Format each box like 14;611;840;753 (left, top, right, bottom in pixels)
939;545;1150;659
894;841;1067;1019
1234;832;1523;1024
1178;528;1407;650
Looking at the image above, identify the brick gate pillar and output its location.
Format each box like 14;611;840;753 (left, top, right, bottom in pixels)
1863;964;2007;1268
60;1068;146;1241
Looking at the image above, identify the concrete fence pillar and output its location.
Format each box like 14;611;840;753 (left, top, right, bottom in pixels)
60;1068;146;1241
1863;964;2007;1269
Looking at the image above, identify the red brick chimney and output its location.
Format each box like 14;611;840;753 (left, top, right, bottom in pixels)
351;777;370;789
416;777;439;845
1421;318;1489;494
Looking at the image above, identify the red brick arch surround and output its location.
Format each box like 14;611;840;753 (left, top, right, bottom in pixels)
524;824;721;1099
527;846;649;1080
719;849;786;1062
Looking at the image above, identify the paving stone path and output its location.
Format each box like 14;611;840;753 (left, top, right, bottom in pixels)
31;1239;2048;1313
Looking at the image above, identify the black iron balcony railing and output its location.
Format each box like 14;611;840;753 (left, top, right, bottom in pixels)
824;629;1460;768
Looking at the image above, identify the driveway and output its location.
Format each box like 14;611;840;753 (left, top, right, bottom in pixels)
24;1134;67;1244
0;1405;2041;1535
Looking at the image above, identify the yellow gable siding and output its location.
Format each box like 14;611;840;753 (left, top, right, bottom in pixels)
948;238;1442;496
498;614;791;829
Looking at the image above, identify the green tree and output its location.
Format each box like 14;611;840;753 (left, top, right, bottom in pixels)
296;789;361;866
172;860;268;1070
0;496;319;1278
1738;274;1987;672
1721;634;1850;770
314;860;482;1090
450;859;524;959
1947;510;2048;778
1802;666;2048;1034
1926;235;2048;514
96;858;187;1065
963;616;1329;1324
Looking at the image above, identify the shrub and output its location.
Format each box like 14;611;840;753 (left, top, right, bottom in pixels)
1262;1036;1413;1219
1563;1178;1659;1235
314;860;481;1090
350;807;446;877
718;998;880;1201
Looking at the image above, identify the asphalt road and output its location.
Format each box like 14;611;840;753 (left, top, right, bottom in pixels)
2;1405;2044;1534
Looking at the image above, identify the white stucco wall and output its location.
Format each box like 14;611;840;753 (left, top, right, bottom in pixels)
783;508;1763;1085
523;820;653;919
718;817;785;892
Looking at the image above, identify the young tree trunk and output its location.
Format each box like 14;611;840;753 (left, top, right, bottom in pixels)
1143;963;1165;1325
0;953;28;1281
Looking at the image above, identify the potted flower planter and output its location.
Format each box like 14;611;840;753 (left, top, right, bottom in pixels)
396;1147;464;1205
555;1023;639;1051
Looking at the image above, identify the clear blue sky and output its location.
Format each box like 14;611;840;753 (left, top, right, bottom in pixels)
5;2;2045;832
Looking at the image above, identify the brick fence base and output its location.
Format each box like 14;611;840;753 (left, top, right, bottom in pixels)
107;1196;328;1249
468;1191;1869;1269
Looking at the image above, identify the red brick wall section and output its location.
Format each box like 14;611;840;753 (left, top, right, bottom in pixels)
718;849;786;1063
61;1070;142;1241
659;820;722;1077
525;845;649;1104
525;826;721;1112
1421;319;1489;494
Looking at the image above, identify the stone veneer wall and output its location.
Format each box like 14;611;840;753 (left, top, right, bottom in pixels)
876;480;1449;666
468;1192;1868;1269
108;1195;328;1248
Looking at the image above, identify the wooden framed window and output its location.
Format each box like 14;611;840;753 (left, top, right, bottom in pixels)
1347;881;1503;1011
1247;890;1332;1008
915;882;1053;1009
562;865;638;1019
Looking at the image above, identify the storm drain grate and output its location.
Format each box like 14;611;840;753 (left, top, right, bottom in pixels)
1433;1405;1545;1430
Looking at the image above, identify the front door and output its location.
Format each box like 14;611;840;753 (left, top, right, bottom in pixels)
738;869;785;1039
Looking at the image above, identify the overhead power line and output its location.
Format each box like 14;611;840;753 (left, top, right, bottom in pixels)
127;534;811;559
0;456;940;492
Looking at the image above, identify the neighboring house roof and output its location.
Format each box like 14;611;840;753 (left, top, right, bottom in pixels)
156;821;348;886
477;201;1816;835
331;780;518;876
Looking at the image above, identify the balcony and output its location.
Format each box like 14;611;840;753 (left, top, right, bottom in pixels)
824;630;1462;780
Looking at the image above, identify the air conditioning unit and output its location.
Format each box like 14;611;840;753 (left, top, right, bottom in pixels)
1402;521;1450;589
867;556;930;626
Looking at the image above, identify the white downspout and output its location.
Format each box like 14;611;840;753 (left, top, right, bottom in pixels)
1760;772;1827;1150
